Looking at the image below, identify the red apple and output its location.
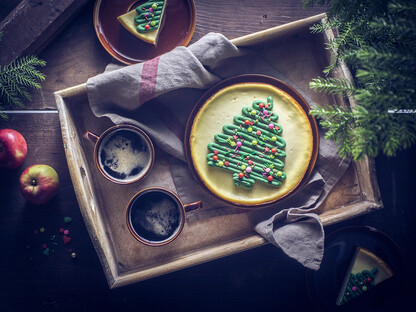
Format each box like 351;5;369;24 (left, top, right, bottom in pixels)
0;129;27;169
19;164;60;205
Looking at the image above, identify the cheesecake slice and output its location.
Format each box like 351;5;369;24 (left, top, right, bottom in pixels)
117;0;167;45
336;247;394;306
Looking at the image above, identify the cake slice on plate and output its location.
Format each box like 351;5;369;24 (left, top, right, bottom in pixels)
118;0;167;45
336;246;394;306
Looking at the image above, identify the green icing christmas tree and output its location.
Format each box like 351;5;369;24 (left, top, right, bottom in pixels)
206;96;287;188
135;0;165;33
339;267;378;305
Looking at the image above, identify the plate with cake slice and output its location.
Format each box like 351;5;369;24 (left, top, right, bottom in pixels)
184;75;319;209
93;0;196;64
306;226;406;312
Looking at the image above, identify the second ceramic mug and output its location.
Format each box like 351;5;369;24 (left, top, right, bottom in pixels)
83;124;154;184
126;187;203;246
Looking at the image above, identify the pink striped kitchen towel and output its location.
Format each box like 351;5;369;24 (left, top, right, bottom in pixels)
86;33;350;270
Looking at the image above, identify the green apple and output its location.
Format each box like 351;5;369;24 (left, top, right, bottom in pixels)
19;164;59;205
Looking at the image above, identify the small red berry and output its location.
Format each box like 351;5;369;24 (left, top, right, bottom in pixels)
145;24;150;30
271;148;277;154
238;172;244;179
259;103;265;109
213;155;218;161
267;176;273;181
244;120;250;125
256;130;261;136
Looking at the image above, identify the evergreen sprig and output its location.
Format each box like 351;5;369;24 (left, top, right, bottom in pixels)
0;32;46;121
303;0;416;160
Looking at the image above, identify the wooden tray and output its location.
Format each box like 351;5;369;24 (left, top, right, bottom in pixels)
54;13;382;288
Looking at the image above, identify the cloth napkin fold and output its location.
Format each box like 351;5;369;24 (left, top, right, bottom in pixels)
86;33;350;270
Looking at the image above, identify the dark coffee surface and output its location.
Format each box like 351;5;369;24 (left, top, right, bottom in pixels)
130;191;182;242
99;129;150;181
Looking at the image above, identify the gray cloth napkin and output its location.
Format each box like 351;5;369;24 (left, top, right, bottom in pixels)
86;33;351;270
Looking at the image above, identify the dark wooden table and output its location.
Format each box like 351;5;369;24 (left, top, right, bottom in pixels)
1;1;415;311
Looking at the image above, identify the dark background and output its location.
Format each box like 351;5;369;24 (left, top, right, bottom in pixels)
1;1;415;311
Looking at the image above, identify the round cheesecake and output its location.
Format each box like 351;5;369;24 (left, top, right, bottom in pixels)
189;82;314;207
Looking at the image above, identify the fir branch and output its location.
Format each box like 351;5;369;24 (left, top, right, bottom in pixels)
310;77;356;96
306;0;416;160
0;32;46;121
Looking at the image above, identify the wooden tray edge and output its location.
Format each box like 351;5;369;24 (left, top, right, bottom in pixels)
54;87;118;288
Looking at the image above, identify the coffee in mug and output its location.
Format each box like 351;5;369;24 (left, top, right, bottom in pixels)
126;188;202;246
83;125;154;184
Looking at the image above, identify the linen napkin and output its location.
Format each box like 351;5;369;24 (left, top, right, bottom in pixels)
86;33;351;270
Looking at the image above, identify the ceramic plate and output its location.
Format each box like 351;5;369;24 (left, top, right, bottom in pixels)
306;226;406;312
93;0;196;64
184;74;319;209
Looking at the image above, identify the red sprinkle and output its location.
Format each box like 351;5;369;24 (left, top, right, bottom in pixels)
238;172;244;179
271;148;277;154
267;176;273;182
244;120;250;125
212;155;218;161
214;150;219;155
63;236;71;245
145;24;150;30
259;103;265;109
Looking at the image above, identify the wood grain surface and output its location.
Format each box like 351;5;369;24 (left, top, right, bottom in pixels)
1;1;415;311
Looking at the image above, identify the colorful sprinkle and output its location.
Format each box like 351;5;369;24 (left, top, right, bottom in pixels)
238;172;244;179
63;236;71;245
267;176;273;181
268;123;274;129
